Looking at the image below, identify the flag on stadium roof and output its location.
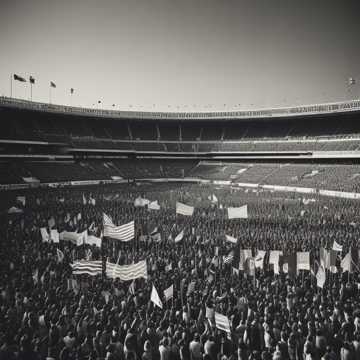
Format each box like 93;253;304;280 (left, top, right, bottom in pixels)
215;312;231;333
176;202;194;216
332;240;343;252
29;76;35;84
150;285;163;309
71;260;103;276
104;220;134;242
228;205;248;219
13;74;26;82
50;81;56;88
225;234;237;244
70;88;74;94
106;260;147;281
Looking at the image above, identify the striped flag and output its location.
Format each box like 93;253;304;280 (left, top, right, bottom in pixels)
104;220;134;242
151;285;163;309
215;312;231;333
164;284;174;301
71;260;102;276
106;260;147;281
176;202;194;216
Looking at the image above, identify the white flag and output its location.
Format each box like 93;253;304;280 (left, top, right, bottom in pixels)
174;230;184;243
40;228;50;242
149;200;160;210
225;234;237;244
332;240;343;252
254;250;266;269
50;229;60;243
151;285;163;309
316;265;326;288
228;205;248;219
164;285;174;301
215;312;231;333
176;202;194;216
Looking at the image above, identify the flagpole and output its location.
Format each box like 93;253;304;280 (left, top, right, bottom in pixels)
10;74;13;98
49;86;51;104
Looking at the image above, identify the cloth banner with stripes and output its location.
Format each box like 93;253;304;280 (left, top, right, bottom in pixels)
104;220;134;242
71;260;103;276
106;260;147;281
215;312;231;333
176;202;194;216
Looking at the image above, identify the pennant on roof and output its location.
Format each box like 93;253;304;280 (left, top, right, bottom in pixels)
228;205;248;219
164;284;174;301
29;76;35;84
50;81;56;88
150;285;163;309
14;74;26;82
332;241;343;252
176;202;194;216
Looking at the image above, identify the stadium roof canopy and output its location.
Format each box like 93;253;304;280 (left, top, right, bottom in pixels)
1;96;360;121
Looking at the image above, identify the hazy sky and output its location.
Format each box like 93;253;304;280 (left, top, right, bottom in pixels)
0;0;359;111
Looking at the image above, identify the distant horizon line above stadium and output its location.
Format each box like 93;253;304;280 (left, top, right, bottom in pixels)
1;95;360;121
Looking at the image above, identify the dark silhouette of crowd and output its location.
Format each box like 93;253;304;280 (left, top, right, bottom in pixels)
1;183;360;360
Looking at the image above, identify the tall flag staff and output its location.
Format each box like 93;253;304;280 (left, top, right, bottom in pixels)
49;81;56;103
29;76;35;101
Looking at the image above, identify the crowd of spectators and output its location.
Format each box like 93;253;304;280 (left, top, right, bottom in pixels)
1;183;360;360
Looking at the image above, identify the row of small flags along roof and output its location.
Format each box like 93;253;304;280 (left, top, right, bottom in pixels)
12;73;74;92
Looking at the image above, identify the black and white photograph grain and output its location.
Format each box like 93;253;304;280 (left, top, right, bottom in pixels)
0;1;360;359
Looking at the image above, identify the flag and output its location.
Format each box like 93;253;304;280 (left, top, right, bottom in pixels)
296;252;310;272
225;234;237;244
208;194;218;203
40;228;49;242
176;202;194;216
164;285;174;301
14;74;26;82
150;285;163;309
50;81;56;88
228;205;248;219
149;200;160;210
103;213;114;226
106;260;147;281
50;229;60;243
348;77;356;85
224;251;234;264
29;76;35;84
129;280;135;295
316;265;326;288
57;248;64;263
174;230;184;243
104;220;134;242
70;88;74;94
239;249;252;270
332;241;343;252
341;252;352;273
215;312;231;333
71;260;103;276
